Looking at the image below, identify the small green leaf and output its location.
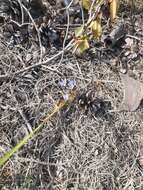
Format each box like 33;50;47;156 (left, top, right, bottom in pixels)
82;0;91;10
0;93;76;167
89;13;102;38
75;25;84;37
91;20;102;38
75;38;89;54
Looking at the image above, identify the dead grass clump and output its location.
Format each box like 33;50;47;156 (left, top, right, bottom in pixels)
52;110;143;189
0;0;143;189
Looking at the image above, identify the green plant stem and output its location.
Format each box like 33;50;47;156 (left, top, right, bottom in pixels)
0;100;65;167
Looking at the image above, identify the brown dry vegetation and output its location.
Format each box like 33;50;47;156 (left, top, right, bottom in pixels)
0;0;143;189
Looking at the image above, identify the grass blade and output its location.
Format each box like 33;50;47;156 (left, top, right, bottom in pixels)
0;92;76;167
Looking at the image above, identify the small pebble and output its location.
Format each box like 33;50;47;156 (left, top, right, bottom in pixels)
124;51;130;57
111;58;118;66
120;68;127;74
125;38;134;47
128;53;138;60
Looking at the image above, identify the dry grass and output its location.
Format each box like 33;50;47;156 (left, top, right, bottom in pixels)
0;0;143;189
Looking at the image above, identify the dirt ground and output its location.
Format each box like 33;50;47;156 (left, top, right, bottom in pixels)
0;0;143;189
